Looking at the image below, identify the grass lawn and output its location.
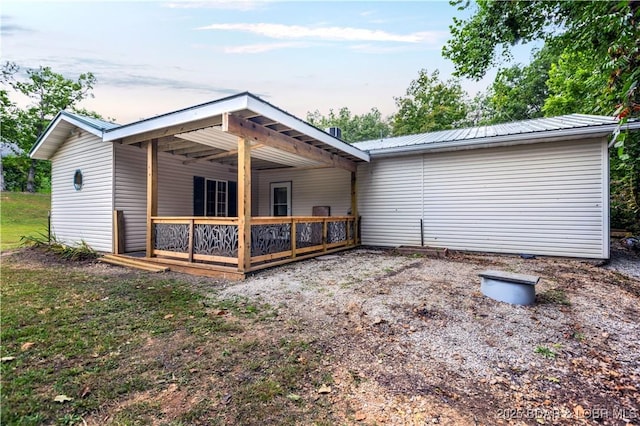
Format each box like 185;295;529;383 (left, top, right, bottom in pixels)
1;192;51;250
0;253;337;425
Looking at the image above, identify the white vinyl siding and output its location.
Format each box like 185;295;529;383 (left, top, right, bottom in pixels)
114;144;237;252
256;168;351;216
357;156;423;247
358;138;608;258
50;132;113;252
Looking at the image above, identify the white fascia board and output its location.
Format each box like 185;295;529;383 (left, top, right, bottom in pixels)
246;96;370;162
366;124;630;158
103;95;250;142
30;113;104;159
64;115;106;137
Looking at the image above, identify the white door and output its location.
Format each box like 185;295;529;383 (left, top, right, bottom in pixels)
270;182;291;216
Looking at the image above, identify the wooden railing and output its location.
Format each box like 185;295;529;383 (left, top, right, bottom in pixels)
150;216;357;271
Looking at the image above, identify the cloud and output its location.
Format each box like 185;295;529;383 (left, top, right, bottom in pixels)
197;23;444;44
164;0;268;11
1;15;35;37
101;73;241;94
223;41;312;54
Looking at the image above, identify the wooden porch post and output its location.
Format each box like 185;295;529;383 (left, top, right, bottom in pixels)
351;171;358;244
237;137;252;272
146;139;158;257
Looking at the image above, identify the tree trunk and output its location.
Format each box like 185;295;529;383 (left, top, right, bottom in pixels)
26;158;36;193
0;156;5;192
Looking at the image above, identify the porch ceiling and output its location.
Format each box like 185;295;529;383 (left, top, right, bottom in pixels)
105;92;369;171
174;126;324;170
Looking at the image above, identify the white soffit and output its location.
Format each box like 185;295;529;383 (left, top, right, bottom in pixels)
176;127;323;168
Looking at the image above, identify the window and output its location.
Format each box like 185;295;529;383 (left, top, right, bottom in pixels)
270;182;291;216
73;169;83;191
206;179;228;217
194;176;237;217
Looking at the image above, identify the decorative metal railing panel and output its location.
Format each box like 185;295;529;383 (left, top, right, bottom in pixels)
251;223;291;256
154;223;189;252
296;222;323;248
327;220;347;243
194;224;238;257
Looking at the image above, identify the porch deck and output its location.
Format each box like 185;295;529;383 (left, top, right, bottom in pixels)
118;215;358;279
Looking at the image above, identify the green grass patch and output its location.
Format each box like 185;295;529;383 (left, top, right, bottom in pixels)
1;192;51;250
1;252;337;425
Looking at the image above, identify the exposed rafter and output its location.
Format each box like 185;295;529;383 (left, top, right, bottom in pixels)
222;113;357;172
182;143;264;165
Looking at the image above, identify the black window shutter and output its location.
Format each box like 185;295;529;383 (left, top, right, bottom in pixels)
193;176;205;216
228;181;238;217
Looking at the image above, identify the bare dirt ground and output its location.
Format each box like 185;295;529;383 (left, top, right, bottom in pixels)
6;242;639;425
208;245;640;425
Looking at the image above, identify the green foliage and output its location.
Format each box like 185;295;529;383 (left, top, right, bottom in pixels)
534;345;557;359
542;50;606;116
392;69;469;135
1;62;99;193
306;107;391;143
20;233;98;261
484;46;555;123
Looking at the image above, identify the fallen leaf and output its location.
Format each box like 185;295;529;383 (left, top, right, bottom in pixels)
80;386;91;398
355;411;367;421
317;384;332;394
54;394;73;403
164;314;174;319
287;393;301;401
21;342;35;351
221;393;232;404
1;356;16;362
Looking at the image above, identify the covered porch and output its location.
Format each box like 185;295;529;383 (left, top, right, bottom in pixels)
106;93;369;279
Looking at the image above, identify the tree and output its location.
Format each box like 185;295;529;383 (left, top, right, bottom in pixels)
542;50;606;116
306;107;391;143
392;69;469;135
484;46;555;123
1;63;97;192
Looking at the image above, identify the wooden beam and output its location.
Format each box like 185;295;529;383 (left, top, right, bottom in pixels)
146;139;158;257
119;116;223;145
237;137;252;273
157;140;193;151
222;113;357;172
351;171;358;244
182;144;264;165
172;145;217;155
113;210;125;254
258;165;333;173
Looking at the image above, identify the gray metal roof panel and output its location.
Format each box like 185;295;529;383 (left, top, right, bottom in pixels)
61;111;120;130
353;114;619;152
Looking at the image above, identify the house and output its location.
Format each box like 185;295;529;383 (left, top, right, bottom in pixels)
30;92;634;278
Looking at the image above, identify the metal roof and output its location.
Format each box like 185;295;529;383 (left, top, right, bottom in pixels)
354;114;631;156
63;111;120;131
30;111;121;159
31;92;370;169
103;92;370;164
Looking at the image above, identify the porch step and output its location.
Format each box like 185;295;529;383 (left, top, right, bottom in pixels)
99;254;169;273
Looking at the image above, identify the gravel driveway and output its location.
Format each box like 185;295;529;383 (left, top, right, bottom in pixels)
213;247;640;425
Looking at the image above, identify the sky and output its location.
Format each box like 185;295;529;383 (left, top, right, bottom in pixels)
1;1;536;125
